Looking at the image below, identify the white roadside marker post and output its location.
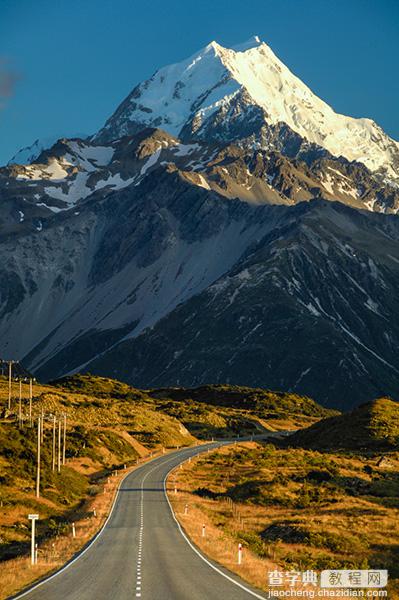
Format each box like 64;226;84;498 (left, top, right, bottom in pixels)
28;514;39;565
202;524;206;538
184;504;188;515
238;543;242;565
72;522;76;538
174;485;177;495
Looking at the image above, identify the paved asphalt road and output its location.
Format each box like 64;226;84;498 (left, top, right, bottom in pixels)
12;443;268;600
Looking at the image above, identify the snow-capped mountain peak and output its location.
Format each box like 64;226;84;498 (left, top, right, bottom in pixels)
95;37;399;182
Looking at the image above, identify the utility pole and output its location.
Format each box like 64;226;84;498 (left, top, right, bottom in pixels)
18;379;22;428
8;360;13;410
29;378;33;427
62;414;66;465
41;409;44;444
36;417;41;498
57;418;61;473
28;514;39;566
52;415;56;472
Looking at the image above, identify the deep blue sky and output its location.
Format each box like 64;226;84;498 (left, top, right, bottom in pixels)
1;0;398;164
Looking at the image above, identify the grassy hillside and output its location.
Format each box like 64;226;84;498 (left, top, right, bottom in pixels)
149;384;336;432
53;376;331;437
287;397;399;451
52;373;145;399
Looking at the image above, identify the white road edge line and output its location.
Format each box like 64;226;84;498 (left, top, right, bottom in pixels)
9;451;185;600
163;448;267;600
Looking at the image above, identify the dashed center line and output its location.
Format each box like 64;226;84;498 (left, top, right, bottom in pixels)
133;449;202;600
135;458;163;599
135;483;144;598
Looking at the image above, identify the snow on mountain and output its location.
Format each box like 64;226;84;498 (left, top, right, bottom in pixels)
95;36;399;182
3;126;399;234
2;137;147;215
8;133;88;165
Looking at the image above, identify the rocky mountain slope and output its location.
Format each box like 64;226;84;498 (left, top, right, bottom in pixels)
1;38;399;409
84;199;399;409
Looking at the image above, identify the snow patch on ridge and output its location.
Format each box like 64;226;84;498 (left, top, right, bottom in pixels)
140;147;162;175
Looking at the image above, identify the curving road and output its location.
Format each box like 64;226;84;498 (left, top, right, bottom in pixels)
11;444;267;600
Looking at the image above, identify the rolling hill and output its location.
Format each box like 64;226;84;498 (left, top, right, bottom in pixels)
287;397;399;450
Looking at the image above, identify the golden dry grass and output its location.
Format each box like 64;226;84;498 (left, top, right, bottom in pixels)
168;443;399;597
0;452;163;599
169;484;277;593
